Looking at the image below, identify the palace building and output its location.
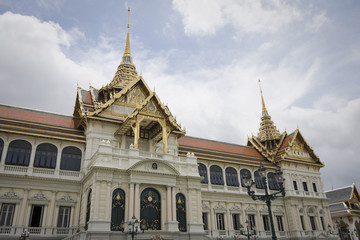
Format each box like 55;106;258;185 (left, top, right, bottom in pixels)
0;11;336;240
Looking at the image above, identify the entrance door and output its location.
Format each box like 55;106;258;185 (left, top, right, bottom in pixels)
29;205;44;227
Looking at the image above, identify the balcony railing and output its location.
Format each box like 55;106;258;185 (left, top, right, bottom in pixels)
0;226;78;237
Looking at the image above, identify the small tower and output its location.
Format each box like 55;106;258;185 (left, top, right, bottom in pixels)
110;8;138;87
257;80;280;150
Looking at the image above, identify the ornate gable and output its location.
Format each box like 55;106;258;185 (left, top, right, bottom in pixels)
277;129;324;167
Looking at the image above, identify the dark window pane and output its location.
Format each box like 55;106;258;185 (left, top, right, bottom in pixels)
34;143;57;169
198;163;208;184
240;169;252;187
293;181;298;190
5;140;31;166
0;138;4;162
60;146;81;171
210;165;224;185
226;167;239;187
267;172;280;190
254;171;265;189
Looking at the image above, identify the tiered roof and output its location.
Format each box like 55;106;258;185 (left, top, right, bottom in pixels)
326;184;360;217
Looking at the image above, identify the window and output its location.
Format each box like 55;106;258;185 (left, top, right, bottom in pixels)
57;206;71;227
34;143;57;169
263;215;270;231
312;183;318;192
202;213;208;230
303;182;308;192
176;193;186;232
0;204;15;226
248;214;256;229
267;172;280;190
216;213;225;230
111;189;126;231
198;163;208;184
293;181;298;191
210;165;224;185
309;216;316;230
29;205;44;227
0;138;4;162
254;171;265;189
300;216;305;230
60;146;82;171
232;214;241;230
240;169;252;187
5;140;31;166
276;216;284;231
226;167;239;186
320;216;325;230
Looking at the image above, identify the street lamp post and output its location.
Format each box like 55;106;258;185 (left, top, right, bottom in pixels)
121;216;145;240
239;219;256;240
243;164;285;240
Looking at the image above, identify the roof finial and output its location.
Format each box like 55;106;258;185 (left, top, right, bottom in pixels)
259;79;268;116
122;7;132;63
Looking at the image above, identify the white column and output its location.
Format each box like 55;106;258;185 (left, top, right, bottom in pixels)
47;191;56;226
167;186;172;221
19;189;29;226
105;182;111;220
134;184;140;219
187;189;192;221
93;181;100;219
0;141;9;167
129;183;134;219
171;187;176;221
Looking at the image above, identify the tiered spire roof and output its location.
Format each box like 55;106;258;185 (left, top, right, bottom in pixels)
109;8;138;88
257;80;280;142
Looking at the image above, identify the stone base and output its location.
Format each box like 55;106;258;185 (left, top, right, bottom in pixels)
87;220;111;231
165;220;179;232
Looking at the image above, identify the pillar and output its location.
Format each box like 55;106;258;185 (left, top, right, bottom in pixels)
129;183;134;218
134;184;140;219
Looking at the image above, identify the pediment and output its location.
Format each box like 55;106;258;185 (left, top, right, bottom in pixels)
284;129;323;166
128;160;180;176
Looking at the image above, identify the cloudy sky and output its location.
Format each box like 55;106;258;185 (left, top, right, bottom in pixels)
0;0;359;191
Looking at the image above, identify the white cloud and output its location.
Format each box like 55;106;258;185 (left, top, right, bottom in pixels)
0;12;105;114
172;0;302;36
307;10;329;32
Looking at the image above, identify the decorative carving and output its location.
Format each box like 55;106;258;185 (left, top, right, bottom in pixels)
58;194;75;202
230;205;241;211
214;204;226;211
274;208;284;213
260;207;268;213
202;203;209;210
0;190;20;199
128;87;145;105
31;192;48;201
245;206;256;212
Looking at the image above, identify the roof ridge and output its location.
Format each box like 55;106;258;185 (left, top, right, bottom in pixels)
182;135;254;149
325;185;353;193
0;103;77;119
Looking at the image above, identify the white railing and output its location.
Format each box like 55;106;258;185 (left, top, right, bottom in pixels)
4;165;27;172
0;226;78;237
60;170;80;177
33;168;55;175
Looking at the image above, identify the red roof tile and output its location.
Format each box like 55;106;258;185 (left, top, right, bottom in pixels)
179;136;263;158
0;104;81;129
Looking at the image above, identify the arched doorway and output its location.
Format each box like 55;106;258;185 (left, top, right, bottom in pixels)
111;188;125;231
176;193;186;232
140;188;161;230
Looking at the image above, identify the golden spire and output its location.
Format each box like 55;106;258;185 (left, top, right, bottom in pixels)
259;80;268;116
108;8;138;88
257;80;280;143
122;8;132;64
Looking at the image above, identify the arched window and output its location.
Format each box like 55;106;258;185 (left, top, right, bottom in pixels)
254;171;265;189
198;163;208;184
140;188;161;230
267;172;279;190
85;189;92;230
176;193;186;232
240;169;251;187
0;138;3;162
226;167;239;187
5;140;31;166
111;188;125;231
34;143;57;169
60;146;82;171
210;165;224;185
